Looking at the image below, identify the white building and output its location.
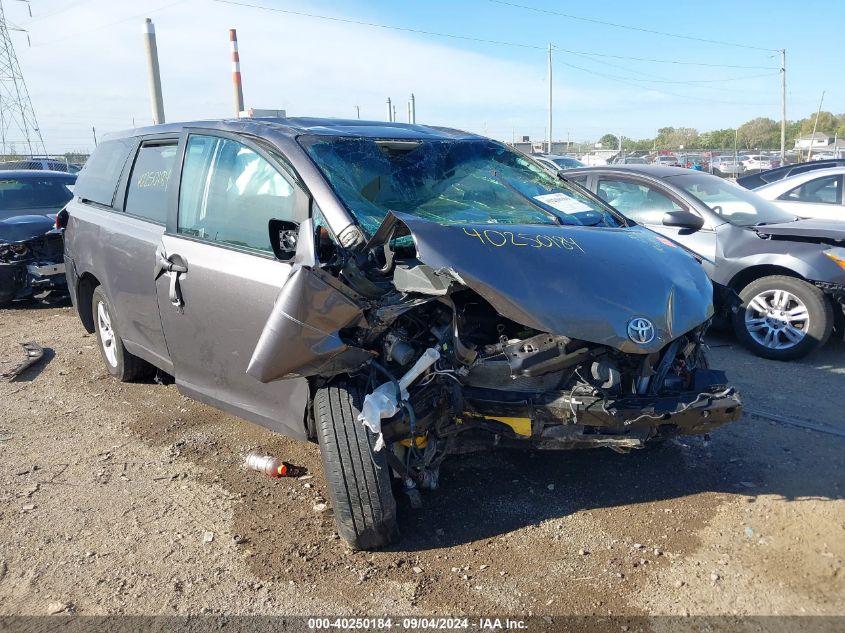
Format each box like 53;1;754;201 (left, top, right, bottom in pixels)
794;132;833;150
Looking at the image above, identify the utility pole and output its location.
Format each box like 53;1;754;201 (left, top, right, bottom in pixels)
780;49;786;164
734;128;738;171
807;90;825;162
386;97;392;122
230;29;244;116
142;18;165;124
547;43;553;154
92;126;97;147
355;105;360;119
0;0;45;155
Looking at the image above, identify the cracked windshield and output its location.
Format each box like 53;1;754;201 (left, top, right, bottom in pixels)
300;136;622;234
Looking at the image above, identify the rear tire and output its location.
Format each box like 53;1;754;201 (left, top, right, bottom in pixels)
314;378;398;550
91;286;153;381
732;275;833;361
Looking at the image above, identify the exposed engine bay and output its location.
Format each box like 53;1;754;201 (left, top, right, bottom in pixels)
0;218;66;306
247;212;742;503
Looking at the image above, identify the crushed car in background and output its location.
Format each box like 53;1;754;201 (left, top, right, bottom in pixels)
0;170;75;306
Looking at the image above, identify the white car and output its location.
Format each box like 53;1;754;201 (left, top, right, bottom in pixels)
754;166;845;221
742;155;774;171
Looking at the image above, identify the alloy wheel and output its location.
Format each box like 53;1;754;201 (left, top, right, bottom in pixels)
97;300;118;367
744;289;809;350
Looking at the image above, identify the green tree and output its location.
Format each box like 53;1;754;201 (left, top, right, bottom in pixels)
737;117;779;149
655;126;698;149
799;111;837;136
598;133;621;149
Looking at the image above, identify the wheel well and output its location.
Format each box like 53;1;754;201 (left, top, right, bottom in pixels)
728;265;803;293
77;273;100;334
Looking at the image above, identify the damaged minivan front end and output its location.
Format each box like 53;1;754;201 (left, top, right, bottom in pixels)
247;132;742;508
249;212;740;458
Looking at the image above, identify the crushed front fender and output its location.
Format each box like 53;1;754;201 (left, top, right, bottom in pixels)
246;266;374;382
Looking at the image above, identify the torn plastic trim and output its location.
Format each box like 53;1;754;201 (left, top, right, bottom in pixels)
247;265;373;382
1;341;44;382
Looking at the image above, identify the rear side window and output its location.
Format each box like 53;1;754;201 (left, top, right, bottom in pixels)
124;142;178;223
779;175;843;205
74;139;134;206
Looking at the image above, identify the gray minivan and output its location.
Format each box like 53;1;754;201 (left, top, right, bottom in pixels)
63;118;741;549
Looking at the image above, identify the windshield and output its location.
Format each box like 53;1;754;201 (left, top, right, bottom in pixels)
300;136;622;234
666;173;796;226
0;176;74;210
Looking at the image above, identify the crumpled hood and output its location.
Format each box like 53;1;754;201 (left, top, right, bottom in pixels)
754;218;845;242
0;214;55;243
389;212;714;354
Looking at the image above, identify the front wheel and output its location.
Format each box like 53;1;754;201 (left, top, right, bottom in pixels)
314;379;398;550
732;275;833;360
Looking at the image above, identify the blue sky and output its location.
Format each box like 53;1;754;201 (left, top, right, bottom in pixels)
8;0;843;152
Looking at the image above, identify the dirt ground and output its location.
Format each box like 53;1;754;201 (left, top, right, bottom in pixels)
1;296;844;619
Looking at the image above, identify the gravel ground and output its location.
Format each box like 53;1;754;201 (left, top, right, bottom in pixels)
0;297;843;618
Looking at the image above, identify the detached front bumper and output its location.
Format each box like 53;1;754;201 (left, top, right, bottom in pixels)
459;385;742;450
0;259;66;302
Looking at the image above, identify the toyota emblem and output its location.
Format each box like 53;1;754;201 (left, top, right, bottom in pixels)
627;318;655;344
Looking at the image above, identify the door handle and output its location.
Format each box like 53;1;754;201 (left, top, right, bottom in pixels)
154;248;188;308
157;252;188;275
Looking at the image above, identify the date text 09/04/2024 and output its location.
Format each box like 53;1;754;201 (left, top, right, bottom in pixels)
307;617;528;630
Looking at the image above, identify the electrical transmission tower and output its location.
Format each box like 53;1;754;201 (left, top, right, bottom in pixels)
0;0;44;155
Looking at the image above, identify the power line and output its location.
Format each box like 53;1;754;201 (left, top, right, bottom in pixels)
554;57;777;108
212;0;545;49
551;45;776;70
488;0;779;52
557;49;779;98
31;0;187;47
211;0;778;71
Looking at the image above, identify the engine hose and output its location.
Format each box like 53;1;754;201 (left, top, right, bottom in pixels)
368;359;402;403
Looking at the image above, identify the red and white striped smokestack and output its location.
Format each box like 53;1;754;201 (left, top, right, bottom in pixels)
230;29;245;116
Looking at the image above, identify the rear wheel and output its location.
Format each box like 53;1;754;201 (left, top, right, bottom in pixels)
314;378;398;550
732;275;833;360
92;286;153;381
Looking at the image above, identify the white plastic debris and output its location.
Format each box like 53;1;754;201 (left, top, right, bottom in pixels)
358;347;440;450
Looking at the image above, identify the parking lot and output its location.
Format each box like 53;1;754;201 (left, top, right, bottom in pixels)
1;297;843;617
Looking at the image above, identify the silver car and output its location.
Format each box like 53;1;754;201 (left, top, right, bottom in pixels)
711;156;745;177
62;118;742;549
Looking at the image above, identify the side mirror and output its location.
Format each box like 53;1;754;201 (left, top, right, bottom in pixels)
662;209;704;231
269;218;300;261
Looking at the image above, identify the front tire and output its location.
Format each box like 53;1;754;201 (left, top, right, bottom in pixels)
92;286;152;381
732;275;833;360
314;379;398;550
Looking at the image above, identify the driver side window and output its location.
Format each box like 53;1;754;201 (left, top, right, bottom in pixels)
597;178;686;225
178;134;308;253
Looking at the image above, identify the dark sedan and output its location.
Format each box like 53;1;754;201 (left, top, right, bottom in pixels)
0;170;76;305
565;165;845;360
